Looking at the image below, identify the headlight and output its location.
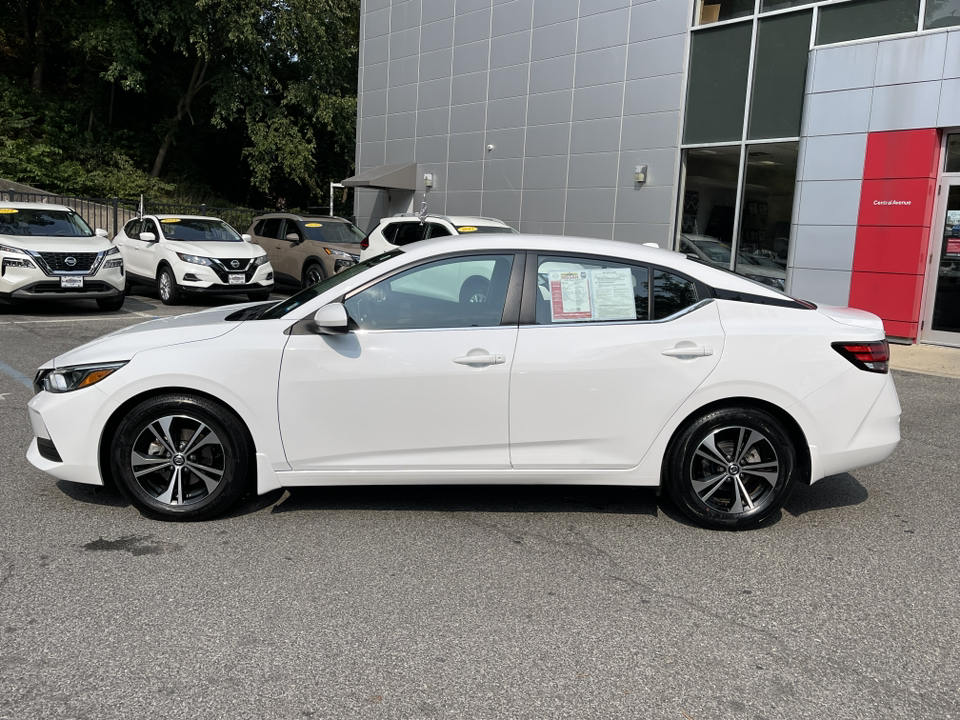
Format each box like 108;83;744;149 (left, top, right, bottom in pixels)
0;243;28;255
105;246;120;256
176;253;214;266
38;362;128;393
2;257;36;273
104;258;124;269
252;255;269;266
324;247;355;260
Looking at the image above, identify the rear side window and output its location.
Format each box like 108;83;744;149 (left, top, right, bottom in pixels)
427;223;453;238
653;270;699;319
535;255;650;325
260;218;283;239
388;222;427;246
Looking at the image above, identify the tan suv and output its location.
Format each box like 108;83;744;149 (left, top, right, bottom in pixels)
247;213;365;289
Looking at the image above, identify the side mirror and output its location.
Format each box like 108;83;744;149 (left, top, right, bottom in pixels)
241;233;252;242
285;233;301;243
312;303;349;335
139;232;157;242
95;228;109;238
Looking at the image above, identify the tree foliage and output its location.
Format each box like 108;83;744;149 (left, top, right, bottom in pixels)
0;0;360;210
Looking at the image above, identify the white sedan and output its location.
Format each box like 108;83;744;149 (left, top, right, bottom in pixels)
26;235;900;529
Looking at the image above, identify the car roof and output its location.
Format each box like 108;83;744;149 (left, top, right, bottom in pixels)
0;201;75;212
251;213;353;223
399;233;787;300
149;214;230;222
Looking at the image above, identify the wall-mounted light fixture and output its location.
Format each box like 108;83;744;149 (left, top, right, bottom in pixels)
486;144;495;152
634;165;648;184
423;173;434;189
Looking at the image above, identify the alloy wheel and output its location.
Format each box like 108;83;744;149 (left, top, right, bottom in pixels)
689;425;780;515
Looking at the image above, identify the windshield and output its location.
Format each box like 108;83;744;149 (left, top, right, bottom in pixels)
0;208;94;237
456;225;518;234
301;221;365;244
259;249;404;319
158;218;243;242
683;236;732;263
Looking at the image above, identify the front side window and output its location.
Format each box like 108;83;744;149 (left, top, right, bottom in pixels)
535;255;650;324
158;218;242;242
0;208;93;238
345;254;515;330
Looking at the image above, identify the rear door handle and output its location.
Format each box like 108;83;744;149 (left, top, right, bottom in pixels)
453;354;505;366
662;346;713;357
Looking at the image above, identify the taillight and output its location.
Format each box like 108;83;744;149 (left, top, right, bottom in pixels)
832;340;889;373
360;236;369;250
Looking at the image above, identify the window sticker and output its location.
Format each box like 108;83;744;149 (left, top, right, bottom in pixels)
160;218;181;223
305;222;323;227
591;268;636;321
0;208;18;214
550;271;592;321
457;226;478;233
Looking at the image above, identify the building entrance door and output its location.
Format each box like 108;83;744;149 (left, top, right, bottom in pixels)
922;176;960;346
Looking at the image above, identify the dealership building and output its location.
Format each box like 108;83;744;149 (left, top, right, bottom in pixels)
347;0;960;346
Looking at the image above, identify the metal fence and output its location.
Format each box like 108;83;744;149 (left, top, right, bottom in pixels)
2;190;266;238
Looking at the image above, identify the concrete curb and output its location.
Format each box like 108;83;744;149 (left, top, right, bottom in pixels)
890;343;960;380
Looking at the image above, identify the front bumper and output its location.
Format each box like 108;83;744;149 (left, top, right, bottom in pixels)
1;262;125;301
174;259;274;293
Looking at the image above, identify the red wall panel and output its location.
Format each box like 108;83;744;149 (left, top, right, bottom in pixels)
850;129;940;341
862;129;940;180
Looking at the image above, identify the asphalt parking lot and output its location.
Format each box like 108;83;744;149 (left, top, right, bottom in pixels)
1;292;959;720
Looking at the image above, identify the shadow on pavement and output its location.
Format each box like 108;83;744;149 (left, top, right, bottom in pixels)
271;484;660;517
783;472;867;517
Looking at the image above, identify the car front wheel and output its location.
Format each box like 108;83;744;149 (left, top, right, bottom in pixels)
110;394;251;521
665;407;797;530
157;267;181;305
302;262;324;289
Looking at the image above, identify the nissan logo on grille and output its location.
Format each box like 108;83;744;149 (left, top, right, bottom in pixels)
64;256;77;267
230;260;240;269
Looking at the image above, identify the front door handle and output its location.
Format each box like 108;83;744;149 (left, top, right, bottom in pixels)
662;346;713;358
453;354;505;366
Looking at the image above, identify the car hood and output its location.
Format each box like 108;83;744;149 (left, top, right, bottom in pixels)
322;241;362;255
47;304;250;369
163;240;266;258
0;234;115;254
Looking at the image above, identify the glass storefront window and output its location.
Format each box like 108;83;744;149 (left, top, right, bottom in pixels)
931;186;960;333
945;134;960;173
683;22;753;144
748;11;812;140
678;146;742;263
695;0;755;26
816;0;920;45
732;143;799;292
760;0;815;13
925;0;960;29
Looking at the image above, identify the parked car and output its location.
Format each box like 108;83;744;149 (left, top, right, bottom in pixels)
360;213;517;262
0;202;125;310
247;213;364;289
27;234;900;529
680;234;787;290
114;215;274;305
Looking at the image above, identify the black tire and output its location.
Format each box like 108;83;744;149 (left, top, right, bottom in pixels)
459;275;490;304
301;262;325;289
247;290;271;302
110;394;252;521
665;406;797;530
157;266;181;305
96;293;126;312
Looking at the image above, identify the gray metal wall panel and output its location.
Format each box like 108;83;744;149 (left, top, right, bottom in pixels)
486;96;528;129
566;188;617;224
626;33;687;80
519;220;564;234
614;185;675;224
581;0;630;15
800;134;868;182
417;78;452;110
874;33;947;85
612;222;670;246
455;9;493;46
448;161;485;191
623;73;683;115
419;48;453;82
520;189;567;222
389;55;420;86
524;123;572;156
421;0;454;24
484;127;526;158
391;1;421;31
788;269;852;306
575;46;627;87
449;131;486;161
385;138;416;163
490;31;533;69
451;72;488;105
481;189;522;222
416;135;450;163
564;222;615;239
523;156;570;189
621;111;680;150
453;40;490;75
365;7;391;38
458;0;493;14
420;18;454;52
572;83;625;121
945;31;960;79
809;43;877;93
616;148;678;188
532;0;579;27
364;35;390;65
446;191;483;215
363;62;389;91
570;117;622;154
528;90;573;126
868;81;942;131
801;89;873;136
390;27;421;60
387;85;418;114
567;152;621;188
492;0;533;36
795;180;862;226
450;102;488;134
529;55;576;94
792;226;858;271
483;158;524;190
488;65;530;100
531;20;578;61
938;78;960;126
577;9;630;53
629;0;689;43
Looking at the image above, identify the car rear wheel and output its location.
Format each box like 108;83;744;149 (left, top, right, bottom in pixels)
110;394;251;521
302;262;324;289
157;266;181;305
665;407;797;530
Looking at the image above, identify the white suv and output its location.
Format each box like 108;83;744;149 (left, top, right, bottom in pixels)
0;202;125;311
114;215;274;305
359;214;517;261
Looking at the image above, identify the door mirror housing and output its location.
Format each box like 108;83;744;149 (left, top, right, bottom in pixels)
312;303;349;334
241;233;252;242
139;232;157;242
95;228;109;238
285;233;301;243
